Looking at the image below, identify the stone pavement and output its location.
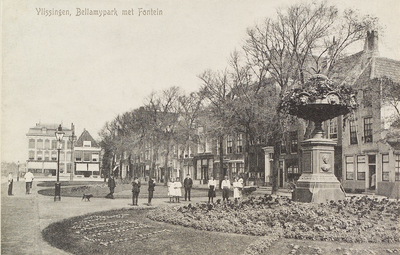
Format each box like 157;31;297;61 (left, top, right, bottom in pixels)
1;180;205;255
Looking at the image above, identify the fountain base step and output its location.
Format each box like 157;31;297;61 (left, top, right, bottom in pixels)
293;174;345;203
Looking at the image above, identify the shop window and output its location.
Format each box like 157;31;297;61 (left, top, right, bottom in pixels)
75;151;82;161
227;135;233;154
37;139;43;149
280;139;287;154
396;154;400;181
363;117;373;143
382;154;389;181
84;152;91;162
329;118;338;139
44;139;50;149
37;151;43;161
363;89;372;108
92;152;99;162
290;131;298;153
237;134;243;153
345;156;354;180
51;140;57;149
51;151;57;161
29;139;35;149
350;120;358;145
357;155;366;180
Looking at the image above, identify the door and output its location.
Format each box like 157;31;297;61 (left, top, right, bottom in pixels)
368;155;376;190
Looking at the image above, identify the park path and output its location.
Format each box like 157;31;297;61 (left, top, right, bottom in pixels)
1;180;204;255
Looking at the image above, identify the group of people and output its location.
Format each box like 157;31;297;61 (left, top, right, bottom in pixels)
105;174;244;206
6;170;35;196
220;175;244;204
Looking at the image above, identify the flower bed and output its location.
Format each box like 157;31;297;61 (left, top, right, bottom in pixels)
147;195;399;245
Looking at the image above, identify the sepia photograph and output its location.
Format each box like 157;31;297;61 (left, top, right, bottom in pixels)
1;0;400;254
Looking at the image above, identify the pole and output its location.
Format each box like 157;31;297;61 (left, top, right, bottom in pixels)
54;147;61;201
17;161;20;182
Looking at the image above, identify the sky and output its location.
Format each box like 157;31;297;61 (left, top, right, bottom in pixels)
2;0;400;164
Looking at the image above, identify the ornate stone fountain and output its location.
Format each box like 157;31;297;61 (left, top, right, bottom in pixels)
280;74;357;203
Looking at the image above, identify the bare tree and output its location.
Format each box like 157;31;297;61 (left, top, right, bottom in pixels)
242;2;379;191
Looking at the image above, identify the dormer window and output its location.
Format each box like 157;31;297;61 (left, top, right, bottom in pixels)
83;141;91;147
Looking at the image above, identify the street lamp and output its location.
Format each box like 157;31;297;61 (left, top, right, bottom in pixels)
69;124;76;181
17;161;20;182
54;124;65;201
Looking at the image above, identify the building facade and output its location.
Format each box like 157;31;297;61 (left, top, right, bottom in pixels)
26;123;75;176
26;123;101;178
74;129;101;177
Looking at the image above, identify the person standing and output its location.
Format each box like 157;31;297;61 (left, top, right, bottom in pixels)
207;176;216;204
24;170;34;194
107;175;116;199
168;178;175;203
148;177;156;206
183;174;193;201
221;175;231;203
174;177;182;203
233;177;243;204
132;177;141;206
7;172;13;196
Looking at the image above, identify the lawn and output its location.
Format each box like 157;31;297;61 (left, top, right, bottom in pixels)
42;208;257;255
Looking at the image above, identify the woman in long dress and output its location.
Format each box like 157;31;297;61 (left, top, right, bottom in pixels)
168;178;175;203
174;177;182;203
207;176;216;203
233;177;243;204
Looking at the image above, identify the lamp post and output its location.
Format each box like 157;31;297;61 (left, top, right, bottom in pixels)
69;124;76;181
17;161;20;182
55;124;65;201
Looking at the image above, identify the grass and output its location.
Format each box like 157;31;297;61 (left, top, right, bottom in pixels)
42;208;257;255
37;181;103;187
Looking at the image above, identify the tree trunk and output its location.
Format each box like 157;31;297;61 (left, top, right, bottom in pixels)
219;135;224;189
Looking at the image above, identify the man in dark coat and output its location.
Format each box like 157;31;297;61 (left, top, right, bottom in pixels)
183;174;193;201
147;177;156;206
132;177;141;206
106;175;116;199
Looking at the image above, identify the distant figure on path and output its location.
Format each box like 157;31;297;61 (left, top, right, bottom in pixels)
148;177;156;206
168;178;175;203
221;175;231;203
24;170;34;194
106;175;116;199
183;174;193;201
174;177;182;203
132;177;141;206
7;172;13;196
208;176;216;203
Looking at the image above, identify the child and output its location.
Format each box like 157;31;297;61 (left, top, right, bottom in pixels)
174;177;182;203
168;178;175;203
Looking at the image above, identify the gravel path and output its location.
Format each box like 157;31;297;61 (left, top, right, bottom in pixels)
1;180;204;255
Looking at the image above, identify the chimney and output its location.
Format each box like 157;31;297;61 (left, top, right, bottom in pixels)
364;30;379;57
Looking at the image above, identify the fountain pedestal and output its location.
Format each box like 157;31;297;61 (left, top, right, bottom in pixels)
280;74;356;203
293;138;345;203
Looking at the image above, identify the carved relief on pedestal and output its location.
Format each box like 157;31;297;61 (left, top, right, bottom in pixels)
320;154;331;173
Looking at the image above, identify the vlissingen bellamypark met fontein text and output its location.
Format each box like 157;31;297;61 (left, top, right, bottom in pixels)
36;7;163;17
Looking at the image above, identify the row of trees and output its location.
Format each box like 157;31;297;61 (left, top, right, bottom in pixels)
99;2;385;189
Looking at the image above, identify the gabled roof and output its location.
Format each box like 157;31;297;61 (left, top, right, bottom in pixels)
75;129;99;147
374;57;400;81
